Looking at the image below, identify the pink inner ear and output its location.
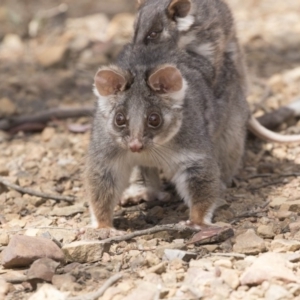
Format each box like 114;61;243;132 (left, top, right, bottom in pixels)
94;69;127;97
168;0;191;18
148;66;183;94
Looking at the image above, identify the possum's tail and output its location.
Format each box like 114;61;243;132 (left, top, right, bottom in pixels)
248;115;300;143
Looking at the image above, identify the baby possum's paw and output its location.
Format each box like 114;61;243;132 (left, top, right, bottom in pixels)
120;183;170;206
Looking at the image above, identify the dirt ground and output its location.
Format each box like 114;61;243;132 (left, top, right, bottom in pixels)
0;0;300;299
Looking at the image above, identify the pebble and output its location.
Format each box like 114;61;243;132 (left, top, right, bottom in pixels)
27;258;60;283
265;284;291;300
36;44;68;68
49;204;85;217
271;239;300;252
2;235;64;268
257;224;275;238
214;259;233;269
163;249;197;262
220;268;240;290
28;284;67;300
122;282;158;300
62;240;110;263
233;229;266;255
240;253;298;285
280;200;300;213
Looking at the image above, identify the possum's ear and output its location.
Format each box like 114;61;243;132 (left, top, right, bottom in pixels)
168;0;191;19
94;67;130;97
148;65;183;94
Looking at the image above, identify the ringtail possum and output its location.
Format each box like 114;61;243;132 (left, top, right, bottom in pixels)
86;45;248;229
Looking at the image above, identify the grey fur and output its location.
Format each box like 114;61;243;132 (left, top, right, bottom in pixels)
86;40;248;227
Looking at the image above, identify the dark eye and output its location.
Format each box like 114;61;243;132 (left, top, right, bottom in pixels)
148;113;161;128
115;113;126;127
147;31;159;40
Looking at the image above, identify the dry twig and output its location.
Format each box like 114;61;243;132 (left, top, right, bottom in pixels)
0;107;93;131
99;224;198;244
67;273;123;300
0;176;75;203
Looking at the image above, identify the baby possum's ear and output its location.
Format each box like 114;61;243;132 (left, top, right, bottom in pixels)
168;0;191;19
94;66;131;97
148;65;187;105
148;65;183;94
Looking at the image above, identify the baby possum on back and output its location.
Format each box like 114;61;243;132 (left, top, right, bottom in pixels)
134;0;245;85
133;0;300;143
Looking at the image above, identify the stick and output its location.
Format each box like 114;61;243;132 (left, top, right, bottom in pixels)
99;224;198;244
0;176;75;203
67;273;123;300
0;107;94;131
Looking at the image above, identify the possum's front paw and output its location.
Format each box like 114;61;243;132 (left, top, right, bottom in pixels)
120;184;170;206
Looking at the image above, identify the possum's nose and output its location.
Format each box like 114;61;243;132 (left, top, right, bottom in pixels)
129;139;143;153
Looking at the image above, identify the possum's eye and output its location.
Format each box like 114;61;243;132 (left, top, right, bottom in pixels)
147;31;160;40
115;113;126;127
148;113;161;128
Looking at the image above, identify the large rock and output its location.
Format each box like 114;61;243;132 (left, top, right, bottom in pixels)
62;240;110;263
240;253;298;285
233;229;266;255
1;235;64;268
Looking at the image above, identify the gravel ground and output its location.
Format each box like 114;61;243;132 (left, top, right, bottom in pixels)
0;0;300;299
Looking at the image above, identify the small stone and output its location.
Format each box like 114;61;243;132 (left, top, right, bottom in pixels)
162;272;177;287
52;274;78;291
265;284;291;300
221;268;240;290
41;127;56;142
201;244;218;252
271;239;300;252
86;266;110;281
276;211;293;220
214;259;233;269
280;200;300;213
49;204;85;217
257;224;275;238
28;284;67;300
289;221;300;234
27;258;60;283
36;44;68;68
140;262;167;277
0;164;9;176
62;240;110;263
0;279;10;297
143;273;162;285
1;235;65;268
0;232;9;245
163;249;197;262
122;282;157;300
0;98;17;117
270;197;288;209
145;252;160;267
233;229;266;255
240;253;298;285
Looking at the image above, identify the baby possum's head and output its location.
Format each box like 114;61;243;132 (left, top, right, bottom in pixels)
94;64;187;153
134;0;194;46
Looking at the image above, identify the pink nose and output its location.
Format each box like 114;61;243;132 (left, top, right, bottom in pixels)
129;139;143;153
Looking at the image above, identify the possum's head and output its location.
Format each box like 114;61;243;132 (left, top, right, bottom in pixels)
93;64;187;153
133;0;194;46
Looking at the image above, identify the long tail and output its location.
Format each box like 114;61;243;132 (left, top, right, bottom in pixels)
248;115;300;143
